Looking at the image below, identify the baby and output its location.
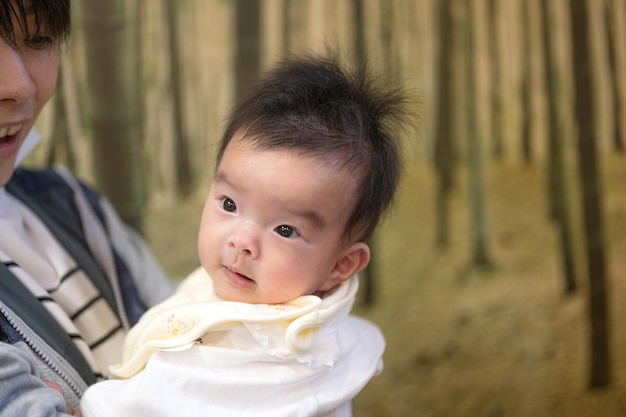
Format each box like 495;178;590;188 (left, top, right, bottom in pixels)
81;54;414;417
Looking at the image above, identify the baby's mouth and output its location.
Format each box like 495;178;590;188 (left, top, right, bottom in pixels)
226;267;252;281
223;266;255;287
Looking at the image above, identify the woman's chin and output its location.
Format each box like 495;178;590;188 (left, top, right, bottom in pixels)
0;159;17;187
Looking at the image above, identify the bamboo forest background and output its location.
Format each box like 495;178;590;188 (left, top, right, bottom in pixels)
32;0;625;219
25;0;626;416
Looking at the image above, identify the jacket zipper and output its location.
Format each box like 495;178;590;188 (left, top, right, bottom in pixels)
0;303;84;398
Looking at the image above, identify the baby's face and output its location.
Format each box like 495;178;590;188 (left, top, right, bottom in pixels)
197;135;358;304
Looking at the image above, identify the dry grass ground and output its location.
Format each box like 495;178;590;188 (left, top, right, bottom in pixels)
144;152;625;417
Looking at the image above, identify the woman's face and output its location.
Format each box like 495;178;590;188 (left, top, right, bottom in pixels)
0;8;59;186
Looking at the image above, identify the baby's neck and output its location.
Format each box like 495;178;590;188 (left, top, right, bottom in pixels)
312;285;339;299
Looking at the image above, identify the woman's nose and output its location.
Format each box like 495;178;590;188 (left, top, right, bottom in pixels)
228;222;260;258
0;42;36;102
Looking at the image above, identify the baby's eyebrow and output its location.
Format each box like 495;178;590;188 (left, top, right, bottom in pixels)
213;170;227;183
213;170;236;189
287;207;324;230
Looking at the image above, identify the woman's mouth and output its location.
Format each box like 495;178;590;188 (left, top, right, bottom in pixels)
0;124;23;156
0;124;23;141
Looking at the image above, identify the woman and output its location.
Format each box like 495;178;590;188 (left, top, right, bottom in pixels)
0;1;173;415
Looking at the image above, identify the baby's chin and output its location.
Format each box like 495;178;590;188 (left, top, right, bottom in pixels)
215;287;300;305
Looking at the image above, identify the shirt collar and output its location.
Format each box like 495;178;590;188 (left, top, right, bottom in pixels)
15;128;41;168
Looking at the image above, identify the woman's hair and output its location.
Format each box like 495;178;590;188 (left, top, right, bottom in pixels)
217;54;416;242
0;0;70;46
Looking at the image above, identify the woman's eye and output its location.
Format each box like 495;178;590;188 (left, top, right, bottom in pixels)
24;35;54;50
275;225;299;238
220;197;237;213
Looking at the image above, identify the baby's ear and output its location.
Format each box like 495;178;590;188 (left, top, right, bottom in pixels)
322;242;371;291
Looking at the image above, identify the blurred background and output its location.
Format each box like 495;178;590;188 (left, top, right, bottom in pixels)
24;0;626;415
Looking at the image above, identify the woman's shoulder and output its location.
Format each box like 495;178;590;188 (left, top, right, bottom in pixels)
10;167;70;192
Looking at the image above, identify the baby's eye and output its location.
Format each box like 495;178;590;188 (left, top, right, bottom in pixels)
275;225;299;238
220;197;237;213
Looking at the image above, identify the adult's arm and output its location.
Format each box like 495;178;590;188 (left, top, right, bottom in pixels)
0;344;73;417
99;196;175;306
53;165;175;309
